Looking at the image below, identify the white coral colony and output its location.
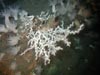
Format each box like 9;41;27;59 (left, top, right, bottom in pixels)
0;7;84;65
19;11;84;65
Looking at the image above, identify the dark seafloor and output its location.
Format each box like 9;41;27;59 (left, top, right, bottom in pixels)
0;0;100;75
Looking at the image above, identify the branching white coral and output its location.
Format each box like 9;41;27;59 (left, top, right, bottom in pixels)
19;12;84;65
0;6;84;65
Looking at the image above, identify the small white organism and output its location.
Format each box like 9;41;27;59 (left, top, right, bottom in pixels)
7;35;19;46
10;61;17;70
9;7;19;20
0;7;19;33
9;46;20;55
35;65;43;75
0;53;5;60
0;25;7;32
49;0;77;20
